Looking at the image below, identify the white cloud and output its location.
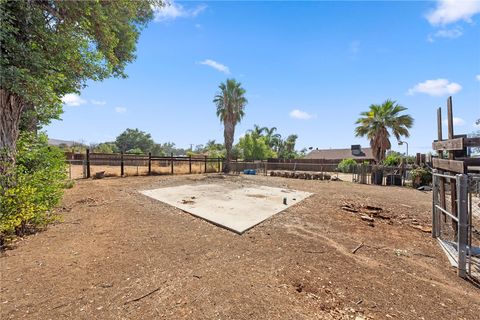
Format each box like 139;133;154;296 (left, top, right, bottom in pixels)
443;117;465;126
407;78;462;96
426;0;480;25
115;107;127;113
476;74;480;81
199;59;230;74
154;1;206;22
61;93;86;106
289;109;315;120
427;26;463;41
91;100;106;106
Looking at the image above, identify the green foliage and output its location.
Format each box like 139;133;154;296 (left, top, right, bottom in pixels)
383;152;402;166
0;0;159;126
126;148;144;155
338;158;357;173
115;128;155;153
94;142;118;154
0;133;67;244
354;100;413;163
410;167;432;188
238;134;276;160
277;134;299;159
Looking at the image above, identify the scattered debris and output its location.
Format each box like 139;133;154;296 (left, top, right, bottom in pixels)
360;215;374;222
352;242;364;254
417;186;432;191
181;199;195;205
124;287;162;304
93;171;105;179
411;224;432;233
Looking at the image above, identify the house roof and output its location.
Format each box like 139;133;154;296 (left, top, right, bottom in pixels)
305;147;374;160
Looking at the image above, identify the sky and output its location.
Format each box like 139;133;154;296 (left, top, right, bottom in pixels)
46;0;480;155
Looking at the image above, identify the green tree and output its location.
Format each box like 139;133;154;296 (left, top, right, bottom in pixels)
0;0;161;171
263;127;282;149
238;133;276;160
278;134;299;159
115;128;155;154
94;142;119;154
354;100;413;163
213;79;248;172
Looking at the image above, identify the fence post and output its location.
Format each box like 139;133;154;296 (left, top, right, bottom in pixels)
432;170;439;238
86;149;91;178
189;155;192;174
120;152;124;176
171;152;174;175
204;155;207;173
148;152;152;175
456;174;468;278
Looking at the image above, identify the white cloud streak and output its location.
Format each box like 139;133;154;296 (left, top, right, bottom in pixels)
115;107;127;113
61;93;86;107
199;59;230;74
426;0;480;25
427;26;463;41
289;109;315;120
154;1;206;22
476;74;480;81
91;100;106;106
407;78;462;97
443;117;465;126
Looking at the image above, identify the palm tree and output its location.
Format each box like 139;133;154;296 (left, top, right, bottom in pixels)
354;100;413;163
263;127;281;149
248;124;267;139
213;79;248;172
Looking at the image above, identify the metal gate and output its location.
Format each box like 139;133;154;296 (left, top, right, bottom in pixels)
432;171;480;282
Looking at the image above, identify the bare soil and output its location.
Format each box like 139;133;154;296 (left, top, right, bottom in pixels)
1;174;479;319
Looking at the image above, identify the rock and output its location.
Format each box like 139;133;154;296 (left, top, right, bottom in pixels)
360;215;374;222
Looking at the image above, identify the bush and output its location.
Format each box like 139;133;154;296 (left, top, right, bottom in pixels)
0;133;67;246
337;158;357;173
383;153;402;166
410;167;432;188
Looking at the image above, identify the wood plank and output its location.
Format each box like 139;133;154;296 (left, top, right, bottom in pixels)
432;138;464;151
465;137;480;147
432;158;466;173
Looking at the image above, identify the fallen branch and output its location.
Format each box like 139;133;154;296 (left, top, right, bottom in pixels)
352;242;364;254
303;250;325;254
124;287;161;304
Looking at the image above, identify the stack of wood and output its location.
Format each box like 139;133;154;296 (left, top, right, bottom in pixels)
269;170;332;180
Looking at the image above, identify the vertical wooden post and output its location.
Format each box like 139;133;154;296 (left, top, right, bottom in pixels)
86;149;91;178
456;174;468;278
447;97;458;232
204;155;207;173
148;152;151;175
437;108;446;222
120;152;124;176
171;152;174;175
189;155;192;174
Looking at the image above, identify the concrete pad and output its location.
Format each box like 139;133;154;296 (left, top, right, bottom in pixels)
141;183;312;234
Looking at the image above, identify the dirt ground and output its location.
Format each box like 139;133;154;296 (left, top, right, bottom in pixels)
1;174;479;319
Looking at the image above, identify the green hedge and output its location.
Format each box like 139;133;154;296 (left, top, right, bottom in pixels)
0;133;67;245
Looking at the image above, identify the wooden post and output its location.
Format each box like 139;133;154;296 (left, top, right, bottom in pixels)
189;155;192;174
86;149;91;178
148;152;151;175
204;155;207;173
437;108;446;222
171;152;174;175
120;152;124;176
447;97;458;233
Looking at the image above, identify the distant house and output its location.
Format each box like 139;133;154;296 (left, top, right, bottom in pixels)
305;145;374;162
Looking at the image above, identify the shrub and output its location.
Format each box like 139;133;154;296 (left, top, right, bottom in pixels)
410;167;432;188
383;153;402;166
0;133;67;246
337;158;357;173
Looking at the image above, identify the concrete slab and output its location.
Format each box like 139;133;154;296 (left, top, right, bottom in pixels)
141;183;312;234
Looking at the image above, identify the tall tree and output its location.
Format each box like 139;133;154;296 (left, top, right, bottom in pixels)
354;100;413;163
0;0;161;171
115;128;155;154
213;79;248;173
263;127;281;149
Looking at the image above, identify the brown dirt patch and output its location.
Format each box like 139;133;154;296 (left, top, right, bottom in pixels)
1;175;478;319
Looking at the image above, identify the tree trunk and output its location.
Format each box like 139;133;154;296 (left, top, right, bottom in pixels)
0;89;24;173
223;121;235;173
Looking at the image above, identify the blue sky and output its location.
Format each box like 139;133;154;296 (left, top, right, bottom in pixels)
47;0;480;154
